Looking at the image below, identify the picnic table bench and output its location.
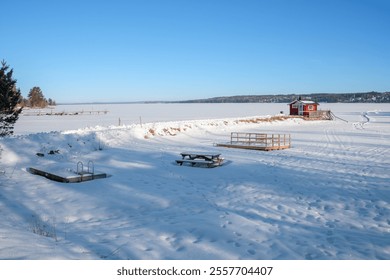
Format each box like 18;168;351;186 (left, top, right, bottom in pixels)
176;153;224;168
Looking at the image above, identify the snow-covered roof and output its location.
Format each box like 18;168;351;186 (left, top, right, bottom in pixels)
289;99;319;105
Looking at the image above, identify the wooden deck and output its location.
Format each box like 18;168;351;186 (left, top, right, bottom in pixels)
304;110;332;120
216;132;291;151
27;167;107;183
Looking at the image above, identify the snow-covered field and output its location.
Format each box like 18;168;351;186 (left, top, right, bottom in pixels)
1;103;389;259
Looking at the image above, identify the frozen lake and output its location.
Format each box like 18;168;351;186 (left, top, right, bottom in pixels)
14;103;390;135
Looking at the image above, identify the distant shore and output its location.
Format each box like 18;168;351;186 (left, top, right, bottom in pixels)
55;91;390;105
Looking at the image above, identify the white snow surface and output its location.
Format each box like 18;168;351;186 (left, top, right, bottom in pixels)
1;103;390;260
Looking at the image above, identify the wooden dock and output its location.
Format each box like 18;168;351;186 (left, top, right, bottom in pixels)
216;132;291;151
27;166;107;183
23;110;109;116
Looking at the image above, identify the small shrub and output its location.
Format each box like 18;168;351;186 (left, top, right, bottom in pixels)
29;215;57;241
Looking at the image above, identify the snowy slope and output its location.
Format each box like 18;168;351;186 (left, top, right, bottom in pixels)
1;105;389;259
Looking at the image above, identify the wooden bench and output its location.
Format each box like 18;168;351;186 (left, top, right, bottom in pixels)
175;159;216;167
176;153;223;168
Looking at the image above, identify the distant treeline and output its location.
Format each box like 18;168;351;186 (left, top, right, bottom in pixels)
176;92;390;103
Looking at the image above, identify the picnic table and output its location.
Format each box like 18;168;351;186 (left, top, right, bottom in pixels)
176;152;224;168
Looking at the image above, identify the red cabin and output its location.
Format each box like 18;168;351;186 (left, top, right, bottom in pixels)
289;99;318;116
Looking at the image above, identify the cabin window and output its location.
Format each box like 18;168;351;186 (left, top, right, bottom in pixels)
308;105;314;110
292;104;298;108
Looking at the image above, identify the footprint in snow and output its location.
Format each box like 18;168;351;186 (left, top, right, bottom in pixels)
247;249;256;255
176;246;186;252
325;222;335;229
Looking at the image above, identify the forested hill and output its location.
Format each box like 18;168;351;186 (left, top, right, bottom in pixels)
177;92;390;103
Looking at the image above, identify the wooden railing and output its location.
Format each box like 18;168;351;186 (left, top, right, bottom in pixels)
216;132;291;151
306;110;332;119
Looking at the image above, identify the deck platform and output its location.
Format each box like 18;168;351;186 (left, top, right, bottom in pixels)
216;132;291;151
27;166;107;183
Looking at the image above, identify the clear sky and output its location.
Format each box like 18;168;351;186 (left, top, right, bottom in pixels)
1;0;389;103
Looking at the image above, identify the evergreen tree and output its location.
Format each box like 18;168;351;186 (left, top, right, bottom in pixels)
28;86;47;107
47;98;56;106
0;60;23;137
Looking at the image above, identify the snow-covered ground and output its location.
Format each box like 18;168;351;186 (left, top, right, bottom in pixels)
1;103;389;259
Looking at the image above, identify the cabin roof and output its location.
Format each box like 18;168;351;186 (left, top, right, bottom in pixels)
288;100;319;105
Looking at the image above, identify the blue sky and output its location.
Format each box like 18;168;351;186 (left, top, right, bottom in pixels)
1;0;389;102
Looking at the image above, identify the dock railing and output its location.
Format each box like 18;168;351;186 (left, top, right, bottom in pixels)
217;132;291;151
306;110;332;119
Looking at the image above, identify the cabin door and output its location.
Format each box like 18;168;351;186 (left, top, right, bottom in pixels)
298;103;304;115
